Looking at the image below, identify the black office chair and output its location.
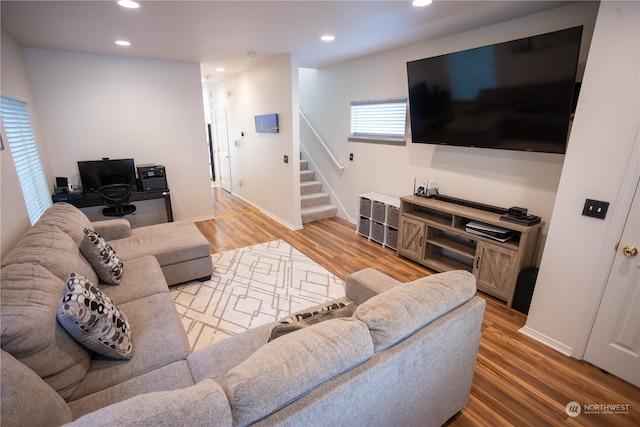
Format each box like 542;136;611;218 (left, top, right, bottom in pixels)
98;184;137;217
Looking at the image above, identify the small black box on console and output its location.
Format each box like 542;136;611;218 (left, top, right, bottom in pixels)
137;164;167;191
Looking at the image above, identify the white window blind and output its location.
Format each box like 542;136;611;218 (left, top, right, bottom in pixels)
349;98;407;143
1;96;52;224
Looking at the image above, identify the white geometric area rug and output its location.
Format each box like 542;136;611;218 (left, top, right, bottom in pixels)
170;239;345;351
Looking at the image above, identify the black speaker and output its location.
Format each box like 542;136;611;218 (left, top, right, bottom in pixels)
55;177;68;194
512;267;538;315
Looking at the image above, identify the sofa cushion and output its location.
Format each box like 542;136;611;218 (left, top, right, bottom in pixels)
0;263;91;400
355;270;476;352
109;221;210;267
69;292;190;400
268;301;355;342
222;317;373;427
68;361;195;420
67;379;232;427
80;228;124;285
99;255;169;306
1;222;99;285
37;202;93;243
1;350;73;427
57;273;133;360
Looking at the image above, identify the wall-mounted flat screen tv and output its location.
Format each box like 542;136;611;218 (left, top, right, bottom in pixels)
77;158;137;192
407;26;583;154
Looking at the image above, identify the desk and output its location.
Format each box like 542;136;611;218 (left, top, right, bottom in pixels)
56;189;173;222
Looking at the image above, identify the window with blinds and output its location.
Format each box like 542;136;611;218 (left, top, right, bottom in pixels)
349;98;407;143
1;96;52;224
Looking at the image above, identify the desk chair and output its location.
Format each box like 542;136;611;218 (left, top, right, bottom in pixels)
98;184;137;217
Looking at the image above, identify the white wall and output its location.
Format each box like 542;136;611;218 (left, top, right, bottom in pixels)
211;54;301;229
21;48;213;226
523;0;639;357
0;30;52;257
299;2;599;262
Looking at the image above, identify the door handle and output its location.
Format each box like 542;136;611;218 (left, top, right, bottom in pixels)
623;246;638;257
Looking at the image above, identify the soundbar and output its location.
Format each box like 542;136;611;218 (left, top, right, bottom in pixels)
433;194;508;215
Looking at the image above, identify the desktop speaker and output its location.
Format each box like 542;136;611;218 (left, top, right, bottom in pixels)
137;164;167;191
512;267;538;315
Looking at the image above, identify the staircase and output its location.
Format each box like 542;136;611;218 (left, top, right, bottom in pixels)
300;158;337;223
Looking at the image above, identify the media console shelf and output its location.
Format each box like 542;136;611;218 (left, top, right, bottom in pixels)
397;195;543;308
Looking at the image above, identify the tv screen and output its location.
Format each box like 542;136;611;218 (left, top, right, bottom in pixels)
407;26;583;154
78;158;137;192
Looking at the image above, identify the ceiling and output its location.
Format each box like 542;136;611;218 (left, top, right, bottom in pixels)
2;1;575;84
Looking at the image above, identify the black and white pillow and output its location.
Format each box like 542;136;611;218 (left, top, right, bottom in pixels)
80;228;123;285
57;273;132;360
268;302;355;342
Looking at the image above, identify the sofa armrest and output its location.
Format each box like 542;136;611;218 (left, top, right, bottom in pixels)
64;380;232;427
345;268;402;305
92;219;131;241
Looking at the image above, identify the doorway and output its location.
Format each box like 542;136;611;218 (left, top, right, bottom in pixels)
214;109;232;193
583;177;639;387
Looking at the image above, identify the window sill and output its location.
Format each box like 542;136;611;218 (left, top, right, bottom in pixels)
348;136;406;144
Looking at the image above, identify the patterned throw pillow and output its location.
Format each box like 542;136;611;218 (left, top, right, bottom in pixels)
57;273;133;360
268;302;356;342
80;228;124;285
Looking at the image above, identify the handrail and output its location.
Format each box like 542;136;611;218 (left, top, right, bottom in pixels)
299;110;344;170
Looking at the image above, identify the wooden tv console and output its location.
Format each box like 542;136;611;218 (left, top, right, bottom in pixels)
397;195;543;308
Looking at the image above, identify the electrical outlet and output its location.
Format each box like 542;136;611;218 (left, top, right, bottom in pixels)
284;155;288;164
349;153;354;161
582;199;609;220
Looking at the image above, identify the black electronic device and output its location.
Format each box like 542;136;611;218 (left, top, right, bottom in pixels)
55;177;68;194
512;267;539;314
433;194;508;215
406;26;583;154
137;164;167;191
77;158;137;193
508;206;528;218
52;191;84;202
500;212;541;226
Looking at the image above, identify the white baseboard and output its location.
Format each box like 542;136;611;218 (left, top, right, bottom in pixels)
231;192;303;231
518;326;573;357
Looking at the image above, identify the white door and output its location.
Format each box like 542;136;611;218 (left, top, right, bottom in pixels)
584;178;640;387
214;109;232;192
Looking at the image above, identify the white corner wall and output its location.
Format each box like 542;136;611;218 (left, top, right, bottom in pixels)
522;0;639;357
299;2;600;262
0;30;52;257
211;54;301;229
20;48;213;226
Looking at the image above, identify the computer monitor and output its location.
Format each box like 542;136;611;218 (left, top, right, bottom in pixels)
77;158;137;192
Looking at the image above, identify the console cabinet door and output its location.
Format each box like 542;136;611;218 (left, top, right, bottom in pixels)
474;241;518;300
398;217;426;261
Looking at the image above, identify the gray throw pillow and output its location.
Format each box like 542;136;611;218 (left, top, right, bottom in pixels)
80;228;124;285
57;272;133;360
268;301;355;342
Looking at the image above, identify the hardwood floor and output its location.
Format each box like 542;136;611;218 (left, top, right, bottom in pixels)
196;188;639;426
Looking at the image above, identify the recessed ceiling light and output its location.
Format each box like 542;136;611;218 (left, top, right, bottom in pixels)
117;0;140;9
412;0;432;6
215;68;225;72
115;40;131;46
321;35;335;42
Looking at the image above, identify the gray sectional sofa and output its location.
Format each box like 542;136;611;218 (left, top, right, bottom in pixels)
1;202;485;427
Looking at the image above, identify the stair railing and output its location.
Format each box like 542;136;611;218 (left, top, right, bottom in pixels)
299;110;344;171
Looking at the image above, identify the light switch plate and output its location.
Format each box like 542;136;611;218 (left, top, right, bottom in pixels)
582;199;609;220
